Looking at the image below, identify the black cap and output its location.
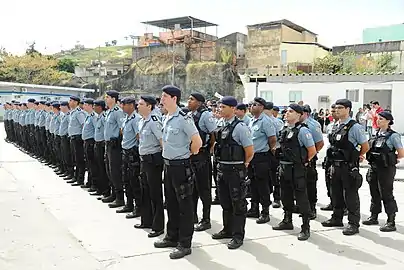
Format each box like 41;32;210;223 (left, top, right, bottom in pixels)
335;99;352;109
162;85;181;99
273;106;280;112
302;104;312;113
221;96;238;107
34;101;40;105
190;92;205;103
94;99;106;108
51;102;60;108
331;104;336;109
254;97;266;107
6;102;10;105
70;96;80;102
60;101;69;106
39;101;46;105
27;98;36;103
45;101;51;106
236;103;247;110
288;103;303;114
22;102;27;106
121;97;137;105
106;90;119;99
378;111;394;125
140;95;157;105
84;98;94;105
264;102;274;110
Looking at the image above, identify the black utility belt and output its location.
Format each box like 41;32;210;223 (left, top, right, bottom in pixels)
84;138;95;142
163;158;190;166
251;152;269;163
140;152;162;162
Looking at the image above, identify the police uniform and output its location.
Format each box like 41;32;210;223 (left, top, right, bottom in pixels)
153;86;198;260
44;102;55;165
236;103;251;125
103;90;125;205
68;96;86;186
82;99;99;191
50;102;62;172
364;111;400;232
273;104;314;241
19;103;28;150
247;97;276;223
137;96;165;237
211;96;253;249
322;99;368;236
93;100;110;197
212;115;225;204
25;99;36;154
189;93;217;231
4;103;11;142
59;102;74;180
38;101;47;160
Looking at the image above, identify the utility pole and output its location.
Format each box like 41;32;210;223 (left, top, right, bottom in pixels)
98;45;102;95
255;77;259;97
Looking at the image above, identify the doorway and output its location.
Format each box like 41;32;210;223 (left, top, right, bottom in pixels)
363;89;392;110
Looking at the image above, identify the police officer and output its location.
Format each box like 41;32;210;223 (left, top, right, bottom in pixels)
212;101;224;205
235;103;251;125
118;97;142;214
68;96;86;186
59;102;74;180
301;105;324;219
137;95;165;237
153;85;202;260
4;102;11;142
272;104;316;241
322;99;369;235
19;103;28;151
50;102;62;173
104;90;125;206
187;92;217;231
82;98;98;191
363;111;404;232
25;98;36;155
246;97;276;224
211;96;253;249
321;104;338;211
93;100;111;198
44;102;55;166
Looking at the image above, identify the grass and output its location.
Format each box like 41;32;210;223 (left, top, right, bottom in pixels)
54;45;133;66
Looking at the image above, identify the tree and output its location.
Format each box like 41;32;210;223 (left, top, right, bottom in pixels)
26;41;40;56
105;42;110;47
111;40;117;46
313;53;342;73
376;53;397;73
57;58;77;73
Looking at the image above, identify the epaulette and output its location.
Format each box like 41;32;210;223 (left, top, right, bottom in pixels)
151;115;158;121
102;112;107;117
67;112;70;115
179;110;186;116
91;112;95;116
113;106;120;111
77;108;82;111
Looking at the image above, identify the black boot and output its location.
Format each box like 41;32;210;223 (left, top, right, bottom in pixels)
246;203;259;218
380;213;397;232
195;219;212;231
362;213;379;225
273;211;293;230
297;215;310;241
256;207;270;224
320;202;333;211
108;191;125;208
321;214;343;227
116;204;134;213
102;193;116;203
272;200;281;209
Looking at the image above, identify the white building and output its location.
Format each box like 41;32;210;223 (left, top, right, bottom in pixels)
241;73;404;133
0;81;95;120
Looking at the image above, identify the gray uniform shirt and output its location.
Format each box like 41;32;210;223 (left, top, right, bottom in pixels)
104;105;125;141
94;112;106;142
139;114;163;156
121;111;141;150
68;107;86;136
82;112;97;140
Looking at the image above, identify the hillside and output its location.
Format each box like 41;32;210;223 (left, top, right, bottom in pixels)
54;45;132;66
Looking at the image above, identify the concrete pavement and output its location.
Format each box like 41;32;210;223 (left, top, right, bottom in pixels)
2;123;404;269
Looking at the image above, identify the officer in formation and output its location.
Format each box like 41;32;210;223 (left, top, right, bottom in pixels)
235;103;251;125
82;99;98;191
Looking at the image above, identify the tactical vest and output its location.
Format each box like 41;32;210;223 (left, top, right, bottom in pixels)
327;120;358;162
278;122;308;164
192;107;208;148
215;118;245;162
367;129;398;167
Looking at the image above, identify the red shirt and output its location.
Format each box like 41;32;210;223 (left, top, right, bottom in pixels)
372;107;383;128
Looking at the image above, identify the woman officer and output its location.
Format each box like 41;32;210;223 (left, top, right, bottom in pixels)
363;111;404;232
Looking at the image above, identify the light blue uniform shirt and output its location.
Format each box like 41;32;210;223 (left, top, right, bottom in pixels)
68;107;86;136
139;113;163;156
38;110;46;127
304;117;323;144
239;115;251;126
94;111;106;142
34;110;40;126
162;106;199;160
82;112;97;140
46;112;54;131
192;110;217;146
249;113;276;153
59;112;70;136
19;110;27;126
104;105;125;141
51;113;62;135
284;123;315;148
376;130;403;150
338;117;368;146
122;111;141;150
221;117;253;150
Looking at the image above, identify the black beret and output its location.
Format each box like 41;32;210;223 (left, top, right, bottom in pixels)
27;98;36;103
378;111;394;125
45;102;51;106
331;104;336;109
34;101;40;105
70;96;80;102
273;106;280;111
11;100;16;103
22;102;27;106
264;102;274;110
6;102;11;105
84;98;94;105
221;96;238;107
39;101;46;105
14;101;20;105
51;102;60;108
302;104;312;113
182;107;190;114
94;100;106;108
162;85;181;99
236;103;247;110
254;97;266;107
190;92;205;103
335;99;352;109
121;97;137;105
106;90;119;99
60;101;69;106
288;103;303;114
140;95;157;105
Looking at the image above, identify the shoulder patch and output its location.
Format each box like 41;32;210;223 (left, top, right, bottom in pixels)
151;115;158;121
77;108;81;111
179;110;186;116
305;132;312;139
113;106;120;111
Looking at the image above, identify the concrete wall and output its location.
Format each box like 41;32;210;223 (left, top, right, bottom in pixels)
333;41;403;54
281;25;317;43
280;43;329;64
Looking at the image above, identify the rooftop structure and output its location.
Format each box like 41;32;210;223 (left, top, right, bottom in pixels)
141;16;218;30
247;19;317;36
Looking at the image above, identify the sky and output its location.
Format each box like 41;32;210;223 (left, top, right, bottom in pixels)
1;0;403;55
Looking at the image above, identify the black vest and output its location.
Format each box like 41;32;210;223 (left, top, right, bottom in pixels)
327;119;358;162
215;118;245;162
278;122;308;164
367;129;397;167
192;107;208;148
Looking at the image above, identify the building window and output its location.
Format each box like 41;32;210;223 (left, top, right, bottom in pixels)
260;91;273;102
117;70;122;75
346;89;359;102
289;91;302;103
281;50;287;66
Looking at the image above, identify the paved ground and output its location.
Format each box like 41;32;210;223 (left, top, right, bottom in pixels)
2;123;404;270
